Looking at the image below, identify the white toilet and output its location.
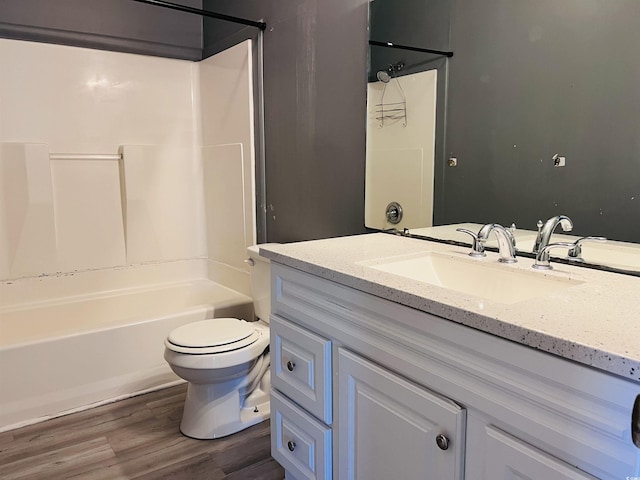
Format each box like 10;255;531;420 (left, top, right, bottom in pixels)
164;245;272;439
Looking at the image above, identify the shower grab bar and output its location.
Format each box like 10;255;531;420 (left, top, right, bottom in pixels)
50;153;122;161
131;0;267;31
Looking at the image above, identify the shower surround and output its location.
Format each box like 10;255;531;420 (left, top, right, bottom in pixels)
0;38;257;430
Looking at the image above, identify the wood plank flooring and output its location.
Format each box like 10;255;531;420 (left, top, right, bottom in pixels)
0;384;285;480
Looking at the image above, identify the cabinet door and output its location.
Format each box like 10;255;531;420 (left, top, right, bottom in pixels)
337;348;465;480
483;426;598;480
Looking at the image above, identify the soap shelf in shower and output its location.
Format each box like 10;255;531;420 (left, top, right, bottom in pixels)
375;77;407;128
375;101;407;127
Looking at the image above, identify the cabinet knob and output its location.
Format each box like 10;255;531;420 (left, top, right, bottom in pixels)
436;434;449;451
287;440;296;452
286;360;296;372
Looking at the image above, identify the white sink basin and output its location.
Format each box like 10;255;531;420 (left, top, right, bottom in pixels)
361;252;583;304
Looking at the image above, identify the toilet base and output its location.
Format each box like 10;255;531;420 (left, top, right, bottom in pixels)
179;374;271;439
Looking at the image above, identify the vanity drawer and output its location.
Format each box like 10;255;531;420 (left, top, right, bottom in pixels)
271;314;332;423
271;389;332;480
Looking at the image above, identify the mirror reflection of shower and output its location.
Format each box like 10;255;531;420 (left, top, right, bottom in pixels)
376;61;404;83
374;62;407;128
365;67;438;231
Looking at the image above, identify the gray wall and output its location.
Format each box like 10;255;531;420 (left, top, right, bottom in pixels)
443;0;640;242
0;0;202;60
262;0;370;243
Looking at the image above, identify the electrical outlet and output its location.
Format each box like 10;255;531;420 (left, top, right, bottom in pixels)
553;154;566;167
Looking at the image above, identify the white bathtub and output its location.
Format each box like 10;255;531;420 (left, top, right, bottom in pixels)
0;265;253;431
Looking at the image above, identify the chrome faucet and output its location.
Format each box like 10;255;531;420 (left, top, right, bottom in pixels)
455;228;486;257
477;224;517;263
567;236;607;261
533;242;575;270
533;215;573;254
532;236;608;270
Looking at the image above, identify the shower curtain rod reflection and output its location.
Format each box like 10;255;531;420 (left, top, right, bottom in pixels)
131;0;267;31
369;40;453;58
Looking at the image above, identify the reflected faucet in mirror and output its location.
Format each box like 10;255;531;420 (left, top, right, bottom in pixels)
531;236;607;270
533;215;573;255
567;236;608;262
533;242;577;271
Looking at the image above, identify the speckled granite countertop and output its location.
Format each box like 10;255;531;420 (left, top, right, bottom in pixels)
261;233;640;383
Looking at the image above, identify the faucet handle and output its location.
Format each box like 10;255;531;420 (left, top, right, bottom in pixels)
456;228;486;258
567;236;607;261
509;223;517;247
532;242;575;270
533;220;544;253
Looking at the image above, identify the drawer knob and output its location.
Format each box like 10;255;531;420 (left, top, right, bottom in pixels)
286;360;296;372
436;434;449;451
287;440;296;452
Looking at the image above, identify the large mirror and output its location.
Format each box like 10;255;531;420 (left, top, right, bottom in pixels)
365;0;640;274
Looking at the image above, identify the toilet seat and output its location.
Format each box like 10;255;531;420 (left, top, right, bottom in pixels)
166;318;261;355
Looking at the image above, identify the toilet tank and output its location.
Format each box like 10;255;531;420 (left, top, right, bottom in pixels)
247;244;275;322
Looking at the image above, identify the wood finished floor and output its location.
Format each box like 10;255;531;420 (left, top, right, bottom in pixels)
0;384;285;480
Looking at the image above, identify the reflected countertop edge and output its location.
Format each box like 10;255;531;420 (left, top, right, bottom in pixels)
261;233;640;384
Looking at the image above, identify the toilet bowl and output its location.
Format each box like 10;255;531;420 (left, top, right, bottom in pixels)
164;245;273;439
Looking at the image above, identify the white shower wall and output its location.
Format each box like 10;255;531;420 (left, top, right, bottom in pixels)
365;69;438;230
199;42;257;295
0;38;255;294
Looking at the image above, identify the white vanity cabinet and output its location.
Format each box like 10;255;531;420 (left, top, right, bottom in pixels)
269;263;640;480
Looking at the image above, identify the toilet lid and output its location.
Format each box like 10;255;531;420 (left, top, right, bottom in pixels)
167;318;257;349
